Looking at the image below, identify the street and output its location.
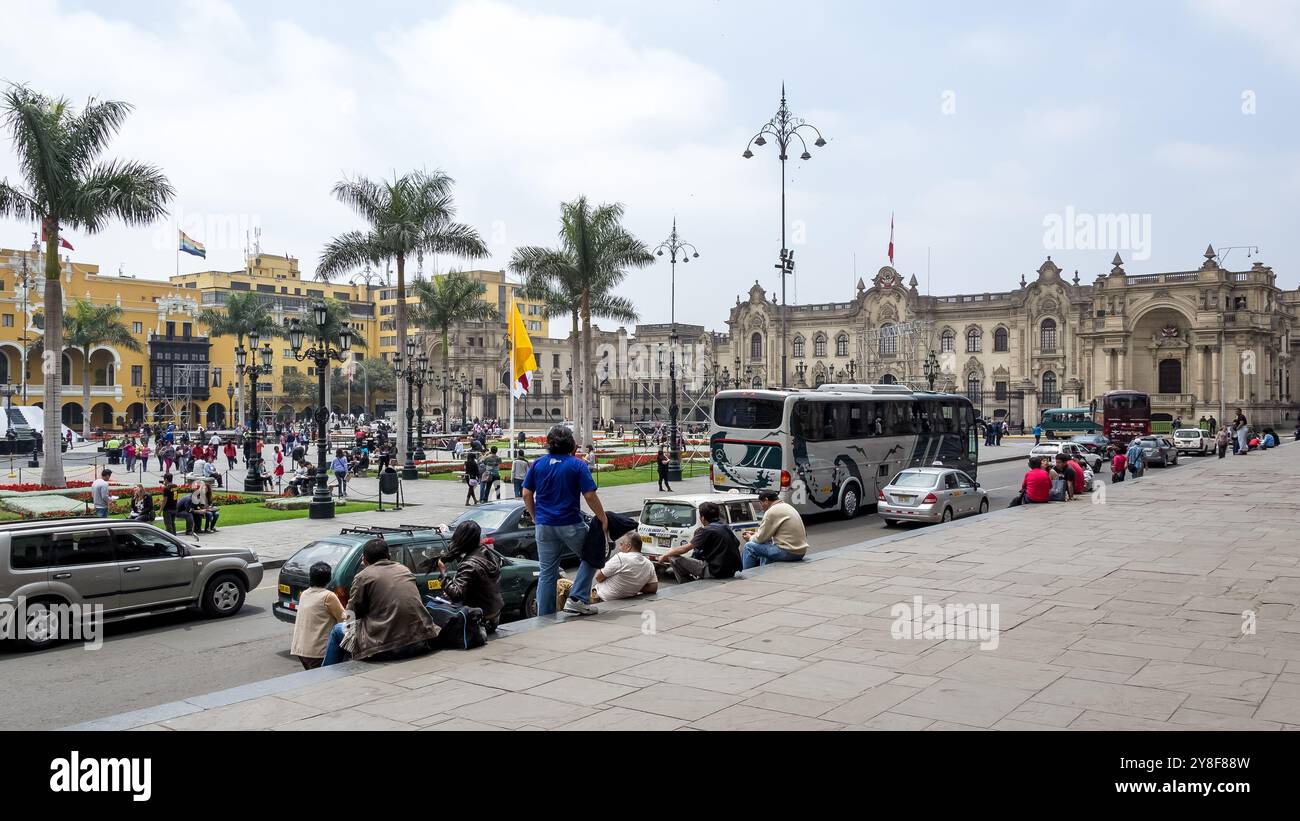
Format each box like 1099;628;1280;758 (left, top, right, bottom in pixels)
0;458;1035;729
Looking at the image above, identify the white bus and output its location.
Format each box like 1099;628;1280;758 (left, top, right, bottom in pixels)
709;384;980;518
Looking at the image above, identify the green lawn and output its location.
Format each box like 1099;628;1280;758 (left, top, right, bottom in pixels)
110;500;379;527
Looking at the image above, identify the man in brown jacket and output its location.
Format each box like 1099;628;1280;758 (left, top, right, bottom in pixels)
322;539;440;665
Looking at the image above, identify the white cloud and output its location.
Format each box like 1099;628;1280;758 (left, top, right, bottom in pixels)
1154;141;1247;172
1192;0;1300;72
1022;103;1110;141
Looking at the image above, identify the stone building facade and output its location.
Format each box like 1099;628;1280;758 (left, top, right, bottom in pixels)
724;246;1297;429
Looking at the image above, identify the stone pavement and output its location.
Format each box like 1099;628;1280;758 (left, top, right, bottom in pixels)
74;440;1300;731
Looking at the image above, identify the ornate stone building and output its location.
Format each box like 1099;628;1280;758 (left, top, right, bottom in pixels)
724;246;1297;429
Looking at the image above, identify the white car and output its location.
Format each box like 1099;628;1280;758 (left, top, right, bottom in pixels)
1028;441;1103;473
637;492;761;561
1173;428;1211;455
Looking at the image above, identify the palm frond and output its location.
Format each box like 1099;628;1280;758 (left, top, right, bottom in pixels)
0;180;41;222
317;231;382;282
66;159;174;232
64;98;133;179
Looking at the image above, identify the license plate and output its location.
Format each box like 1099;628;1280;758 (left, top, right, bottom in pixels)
640;534;651;543
278;583;290;595
656;537;671;547
895;495;914;503
427;579;442;591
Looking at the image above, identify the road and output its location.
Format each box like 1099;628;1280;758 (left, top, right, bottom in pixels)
0;459;1036;730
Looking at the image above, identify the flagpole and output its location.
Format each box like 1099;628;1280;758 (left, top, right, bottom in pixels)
508;302;516;454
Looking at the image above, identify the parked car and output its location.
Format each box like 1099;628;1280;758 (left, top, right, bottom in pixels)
1;517;262;650
878;467;988;526
442;501;594;565
637;492;761;561
1172;428;1211;455
1028;441;1104;473
1132;435;1179;467
272;524;543;622
1070;433;1116;460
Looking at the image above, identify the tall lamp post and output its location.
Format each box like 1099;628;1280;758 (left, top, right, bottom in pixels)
923;349;939;392
412;352;429;461
653;219;700;482
225;383;235;429
235;333;274;492
392;338;419;480
743;86;828;389
289;302;353;519
455;373;470;434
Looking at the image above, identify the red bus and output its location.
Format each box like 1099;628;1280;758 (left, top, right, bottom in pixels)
1100;390;1151;447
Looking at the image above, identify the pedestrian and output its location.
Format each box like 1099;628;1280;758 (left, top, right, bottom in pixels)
1235;420;1250;456
521;424;609;616
438;520;504;633
511;448;529;498
332;449;349;498
656;446;672;492
1215;426;1230;459
657;500;743;583
1209;415;1218;435
1032;423;1042;445
161;473;180;534
1125;438;1145;478
740;489;809;569
125;439;137;472
463;452;480;506
223;440;238;470
137;442;150;473
479;446;502;503
91;469;112;518
290;561;346;670
1110;449;1127;483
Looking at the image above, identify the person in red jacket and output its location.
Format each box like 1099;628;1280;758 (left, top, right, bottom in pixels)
1057;453;1085;499
222;440;238;469
1111;450;1127;483
1021;457;1052;504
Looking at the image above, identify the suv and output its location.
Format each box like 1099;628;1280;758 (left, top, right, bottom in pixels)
0;517;263;650
1028;441;1103;473
638;493;761;561
1173;428;1211;455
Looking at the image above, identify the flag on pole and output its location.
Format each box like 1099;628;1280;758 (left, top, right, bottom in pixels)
887;213;894;266
509;302;537;399
179;230;206;258
40;225;74;250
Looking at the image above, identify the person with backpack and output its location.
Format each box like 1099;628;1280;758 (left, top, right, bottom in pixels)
479;446;502;503
437;520;504;633
322;539;440;666
1125;438;1145;478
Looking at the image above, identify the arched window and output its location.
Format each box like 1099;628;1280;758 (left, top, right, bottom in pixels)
994;327;1009;353
1042;370;1058;403
62;352;73;386
0;354;8;384
881;373;897;385
750;332;762;360
966;328;982;353
879;324;897;356
813;334;827;358
967;372;981;397
792;336;805;358
835;334;848;357
1039;319;1057;352
940;329;955;353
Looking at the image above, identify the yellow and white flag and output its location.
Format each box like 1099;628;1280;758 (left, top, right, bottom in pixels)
509;302;537;398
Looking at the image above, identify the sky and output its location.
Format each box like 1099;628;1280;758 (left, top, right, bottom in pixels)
2;0;1298;333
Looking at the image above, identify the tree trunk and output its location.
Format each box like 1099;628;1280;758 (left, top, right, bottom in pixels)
580;290;593;451
82;346;92;439
441;327;450;425
41;224;66;487
395;255;407;456
569;312;580;441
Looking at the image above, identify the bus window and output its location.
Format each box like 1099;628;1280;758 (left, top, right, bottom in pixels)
847;402;869;437
715;397;785;429
882;401;911;436
793;400;819;441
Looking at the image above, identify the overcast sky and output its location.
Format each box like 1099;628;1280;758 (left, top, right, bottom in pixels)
2;0;1297;333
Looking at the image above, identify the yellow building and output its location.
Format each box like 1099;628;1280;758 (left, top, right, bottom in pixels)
0;248;547;429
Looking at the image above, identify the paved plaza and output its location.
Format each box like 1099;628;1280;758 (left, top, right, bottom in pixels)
74;440;1300;731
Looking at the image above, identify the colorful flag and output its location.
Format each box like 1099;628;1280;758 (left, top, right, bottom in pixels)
179;230;206;258
509;302;537;399
39;225;74;250
887;213;894;266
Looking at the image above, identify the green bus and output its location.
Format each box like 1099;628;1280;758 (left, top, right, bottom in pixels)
1039;406;1101;439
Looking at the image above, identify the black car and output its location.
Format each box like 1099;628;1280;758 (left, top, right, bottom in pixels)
1070;433;1115;459
446;501;594;564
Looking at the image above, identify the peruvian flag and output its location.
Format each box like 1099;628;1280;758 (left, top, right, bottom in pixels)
887;213;894;266
514;371;531;399
40;224;75;250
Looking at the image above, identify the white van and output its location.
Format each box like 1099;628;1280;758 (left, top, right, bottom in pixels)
637;492;761;560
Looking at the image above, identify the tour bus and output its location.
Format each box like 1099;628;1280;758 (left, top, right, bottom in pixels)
709;384;979;519
1038;406;1101;439
1101;390;1151;447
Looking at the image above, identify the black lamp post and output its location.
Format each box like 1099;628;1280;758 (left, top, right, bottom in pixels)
455;373;470;433
289;302;352;519
392;338;419;480
653;219;700;482
924;349;939;392
413;352;429;461
743;85;828;389
847;358;857;383
236;332;274;492
225;383;235;429
437;369;450;435
795;359;807;386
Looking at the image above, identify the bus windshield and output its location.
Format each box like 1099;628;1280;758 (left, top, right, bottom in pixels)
714;397;785;429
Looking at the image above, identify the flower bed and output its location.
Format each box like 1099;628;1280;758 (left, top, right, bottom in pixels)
0;480;93;492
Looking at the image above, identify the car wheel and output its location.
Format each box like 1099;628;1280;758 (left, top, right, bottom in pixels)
522;583;539;619
18;597;63;651
840;483;860;519
941;507;954;523
978;498;989;515
201;573;246;618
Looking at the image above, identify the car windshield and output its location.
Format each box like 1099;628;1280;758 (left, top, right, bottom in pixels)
284;540;354;575
451;507;514;532
892;472;939;489
1174;429;1201;437
642;502;696;528
1031;445;1059;454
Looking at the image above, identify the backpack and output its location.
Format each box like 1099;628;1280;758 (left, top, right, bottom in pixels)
424;597;487;650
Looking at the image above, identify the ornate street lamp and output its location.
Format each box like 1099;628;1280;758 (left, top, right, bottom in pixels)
225;383;235;429
289;303;352;518
924;349;939;392
795;359;807;386
455;373;470;433
413;352;429;460
392;343;418;480
743;85;828;389
236;332;275;492
653;219;700;481
847;358;857;383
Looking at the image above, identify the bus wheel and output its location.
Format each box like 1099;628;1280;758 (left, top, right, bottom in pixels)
839;483;860;519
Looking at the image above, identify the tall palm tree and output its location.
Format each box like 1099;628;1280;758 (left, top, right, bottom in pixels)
410;272;498;422
511;197;650;448
0;85;173;486
197;291;281;428
317;171;487;460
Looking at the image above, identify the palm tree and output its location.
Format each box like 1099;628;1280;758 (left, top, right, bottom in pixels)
0;85;173;486
410;272;498;422
197;291;281;428
317;171;487;460
510;196;650;448
64;300;143;438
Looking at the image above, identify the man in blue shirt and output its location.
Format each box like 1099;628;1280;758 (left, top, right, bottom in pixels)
522;425;608;616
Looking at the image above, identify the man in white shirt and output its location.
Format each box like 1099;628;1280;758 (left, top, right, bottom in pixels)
593;532;658;602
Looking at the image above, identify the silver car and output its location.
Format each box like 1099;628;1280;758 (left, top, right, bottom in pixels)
1173;428;1210;455
879;467;988;526
1134;435;1179;467
0;517;263;650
